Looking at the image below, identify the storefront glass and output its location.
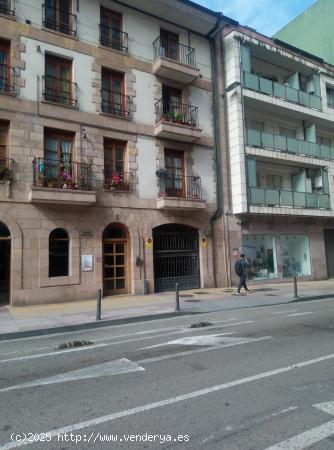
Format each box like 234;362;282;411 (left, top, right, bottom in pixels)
280;235;311;278
242;235;278;280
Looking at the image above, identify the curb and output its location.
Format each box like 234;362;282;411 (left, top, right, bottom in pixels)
0;310;200;341
1;293;333;342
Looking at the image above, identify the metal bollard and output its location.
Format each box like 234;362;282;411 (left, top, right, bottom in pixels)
175;283;180;312
96;288;102;320
293;273;299;299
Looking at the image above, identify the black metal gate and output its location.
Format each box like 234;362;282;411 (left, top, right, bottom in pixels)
153;224;200;292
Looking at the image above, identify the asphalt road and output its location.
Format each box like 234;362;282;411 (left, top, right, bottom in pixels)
1;298;334;449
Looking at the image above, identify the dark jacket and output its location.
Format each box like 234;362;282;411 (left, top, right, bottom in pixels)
240;258;249;276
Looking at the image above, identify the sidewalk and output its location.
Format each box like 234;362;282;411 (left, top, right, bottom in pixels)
1;279;334;339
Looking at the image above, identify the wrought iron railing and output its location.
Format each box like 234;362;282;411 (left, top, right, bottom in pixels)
42;75;78;107
101;89;132;118
243;71;322;110
0;158;14;182
155;98;199;127
0;0;15;16
32;158;92;191
153;36;196;67
0;64;17;95
99;24;128;52
246;129;334;161
158;173;202;199
249;186;330;209
103;170;133;191
42;3;77;35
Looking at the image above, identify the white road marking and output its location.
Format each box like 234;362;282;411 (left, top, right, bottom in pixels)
140;333;239;349
138;336;272;364
271;406;298;417
0;359;145;393
0;343;108;363
264;401;334;449
2;352;334;449
287;312;313;317
271;310;297;315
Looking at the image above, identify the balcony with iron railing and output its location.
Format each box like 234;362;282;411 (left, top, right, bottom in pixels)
246;129;334;161
103;169;134;191
42;3;77;35
30;158;96;205
42;75;78;107
152;36;199;84
249;186;330;210
243;72;322;111
0;65;17;96
101;90;132;119
157;172;205;210
99;24;128;52
154;98;201;142
0;0;15;16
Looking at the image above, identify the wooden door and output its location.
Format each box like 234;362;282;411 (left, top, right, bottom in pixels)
160;29;179;60
103;238;128;295
102;69;125;116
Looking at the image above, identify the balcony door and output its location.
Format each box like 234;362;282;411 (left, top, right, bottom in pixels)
104;139;127;189
160;29;179;60
45;55;72;105
102;69;124;116
164;149;184;197
0;122;8;166
44;130;73;179
0;40;9;93
162;85;181;118
100;7;122;49
45;0;71;34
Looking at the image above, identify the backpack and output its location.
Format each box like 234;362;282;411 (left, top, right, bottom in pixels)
235;259;243;276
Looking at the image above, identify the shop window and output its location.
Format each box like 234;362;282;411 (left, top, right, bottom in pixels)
280;235;311;278
49;228;69;277
242;235;278;280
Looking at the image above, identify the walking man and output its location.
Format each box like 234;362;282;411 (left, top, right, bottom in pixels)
235;253;252;295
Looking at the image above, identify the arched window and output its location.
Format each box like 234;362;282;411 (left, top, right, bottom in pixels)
49;228;69;277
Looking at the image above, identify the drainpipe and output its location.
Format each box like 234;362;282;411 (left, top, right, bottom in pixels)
207;15;227;287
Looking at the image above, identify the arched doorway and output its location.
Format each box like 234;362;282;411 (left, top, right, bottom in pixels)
153;224;200;292
102;223;130;296
0;222;10;305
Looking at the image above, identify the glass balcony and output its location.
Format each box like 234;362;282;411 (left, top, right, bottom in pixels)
249;186;330;209
246;129;334;161
243;72;322;110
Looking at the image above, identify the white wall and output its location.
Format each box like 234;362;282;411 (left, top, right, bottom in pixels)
21;37;94;113
137;136;157;199
132;70;155;125
189;86;213;137
192;146;215;203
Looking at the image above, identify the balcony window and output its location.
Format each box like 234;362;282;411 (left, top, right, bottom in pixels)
104;139;131;190
0;40;10;94
44;55;77;107
164;149;184;198
156;85;199;127
327;86;334;108
0;0;15;16
153;30;196;67
100;7;128;52
0;122;13;183
101;69;131;118
43;0;77;35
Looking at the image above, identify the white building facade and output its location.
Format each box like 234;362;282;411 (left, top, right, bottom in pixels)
223;24;334;283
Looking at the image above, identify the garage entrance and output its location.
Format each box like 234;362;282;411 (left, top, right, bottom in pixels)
153;224;200;292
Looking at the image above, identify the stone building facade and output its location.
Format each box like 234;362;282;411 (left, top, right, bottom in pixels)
0;0;228;306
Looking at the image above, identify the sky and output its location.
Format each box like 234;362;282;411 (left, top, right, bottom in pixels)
194;0;317;36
